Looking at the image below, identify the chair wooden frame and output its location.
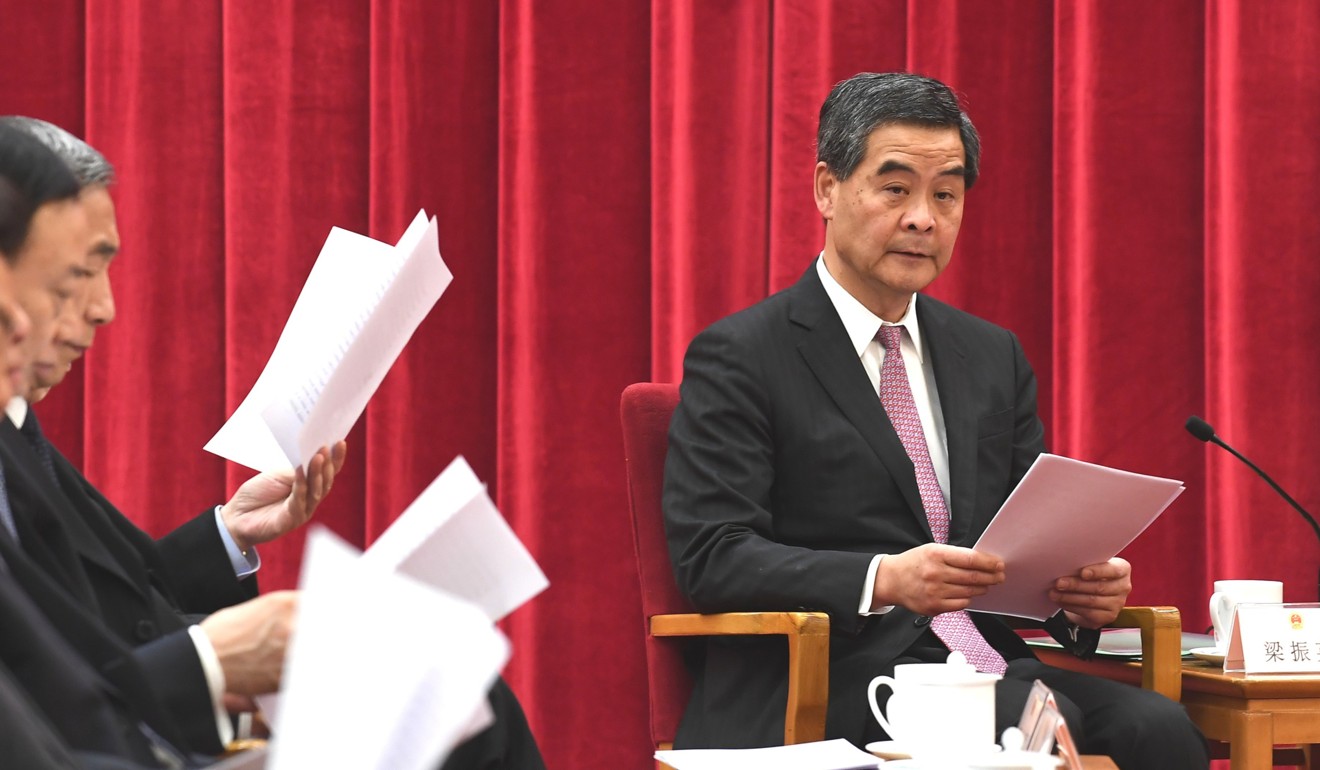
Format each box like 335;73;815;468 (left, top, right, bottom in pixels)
648;611;830;747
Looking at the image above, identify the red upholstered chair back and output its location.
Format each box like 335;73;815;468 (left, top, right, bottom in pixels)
620;382;692;748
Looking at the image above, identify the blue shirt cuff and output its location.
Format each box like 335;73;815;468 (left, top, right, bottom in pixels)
214;506;260;578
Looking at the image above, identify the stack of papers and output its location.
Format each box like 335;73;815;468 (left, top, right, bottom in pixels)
1024;629;1216;660
268;528;507;770
206;210;452;471
263;457;548;769
970;454;1185;620
361;456;549;621
656;740;880;770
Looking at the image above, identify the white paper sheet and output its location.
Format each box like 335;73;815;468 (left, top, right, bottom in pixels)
655;739;880;770
361;456;549;621
206;210;450;471
968;453;1184;620
266;527;507;770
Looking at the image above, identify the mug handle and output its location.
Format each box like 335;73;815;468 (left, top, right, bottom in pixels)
867;675;901;738
1209;591;1232;646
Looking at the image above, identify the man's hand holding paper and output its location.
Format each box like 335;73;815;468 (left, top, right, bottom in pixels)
871;543;1005;616
1050;557;1133;629
220;441;348;551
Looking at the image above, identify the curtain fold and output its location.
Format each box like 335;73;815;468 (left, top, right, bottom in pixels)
1052;0;1210;616
497;0;653;761
1205;1;1320;586
82;0;229;536
364;0;501;544
650;0;772;382
5;2;1320;767
220;0;373;589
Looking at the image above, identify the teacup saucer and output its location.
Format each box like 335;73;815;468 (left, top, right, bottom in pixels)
963;752;1063;769
864;740;911;759
1189;646;1226;665
865;741;1002;761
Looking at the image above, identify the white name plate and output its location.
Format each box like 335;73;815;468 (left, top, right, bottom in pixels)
1225;603;1320;674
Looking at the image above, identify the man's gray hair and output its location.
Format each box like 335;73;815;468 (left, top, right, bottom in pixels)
816;73;980;189
0;116;115;188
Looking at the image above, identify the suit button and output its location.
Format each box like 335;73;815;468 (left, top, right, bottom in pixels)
135;620;157;641
914;616;931;627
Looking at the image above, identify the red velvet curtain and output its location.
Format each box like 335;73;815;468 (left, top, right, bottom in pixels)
4;2;1320;767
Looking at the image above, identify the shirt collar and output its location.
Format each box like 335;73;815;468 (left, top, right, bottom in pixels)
5;397;27;428
815;254;924;363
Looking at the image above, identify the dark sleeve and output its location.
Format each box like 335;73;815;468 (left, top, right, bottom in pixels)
155;509;258;614
663;322;876;633
1007;329;1047;490
132;629;225;756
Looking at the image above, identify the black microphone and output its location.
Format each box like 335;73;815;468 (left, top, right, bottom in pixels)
1185;415;1320;601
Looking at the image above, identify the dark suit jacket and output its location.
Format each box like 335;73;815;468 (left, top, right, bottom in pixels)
0;416;257;754
0;545;174;767
663;264;1094;747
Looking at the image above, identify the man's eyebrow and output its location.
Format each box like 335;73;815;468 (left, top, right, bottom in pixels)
874;160;967;179
91;241;119;258
875;159;916;176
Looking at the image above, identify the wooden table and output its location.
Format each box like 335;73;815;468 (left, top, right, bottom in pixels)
657;756;1117;769
1034;648;1320;768
1179;658;1320;770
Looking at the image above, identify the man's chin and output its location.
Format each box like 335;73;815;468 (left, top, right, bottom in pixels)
32;360;74;392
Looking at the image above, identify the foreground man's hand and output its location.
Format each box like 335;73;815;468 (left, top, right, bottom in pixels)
872;543;1006;616
1050;557;1132;629
221;441;348;552
199;590;298;696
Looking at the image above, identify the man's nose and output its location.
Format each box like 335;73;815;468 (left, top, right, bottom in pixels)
88;277;116;326
901;197;936;231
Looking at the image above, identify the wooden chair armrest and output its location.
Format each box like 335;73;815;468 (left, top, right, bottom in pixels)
1109;606;1182;701
650;611;829;638
650;612;829;744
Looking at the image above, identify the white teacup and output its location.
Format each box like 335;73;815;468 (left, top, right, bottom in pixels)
1209;579;1283;650
868;652;1000;759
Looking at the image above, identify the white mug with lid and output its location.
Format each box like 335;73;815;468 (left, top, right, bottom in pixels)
868;651;1001;759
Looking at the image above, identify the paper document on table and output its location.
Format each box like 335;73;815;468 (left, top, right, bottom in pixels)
267;527;507;770
206;210;451;471
968;453;1184;620
655;739;880;770
361;455;549;621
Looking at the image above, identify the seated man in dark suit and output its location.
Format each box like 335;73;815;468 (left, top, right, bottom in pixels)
1;119;196;769
6;115;545;770
0;115;341;757
663;72;1207;770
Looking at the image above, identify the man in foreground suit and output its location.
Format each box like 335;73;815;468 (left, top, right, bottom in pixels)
1;119;199;769
0;115;340;757
8;116;546;770
663;73;1207;769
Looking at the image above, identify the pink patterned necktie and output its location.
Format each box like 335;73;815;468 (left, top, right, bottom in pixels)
877;325;1007;674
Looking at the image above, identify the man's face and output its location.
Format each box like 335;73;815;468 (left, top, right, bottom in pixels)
815;123;966;320
41;185;119;394
0;260;32;404
11;197;90;399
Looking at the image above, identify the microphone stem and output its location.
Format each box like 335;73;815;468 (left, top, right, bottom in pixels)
1212;437;1320;543
1213;436;1320;602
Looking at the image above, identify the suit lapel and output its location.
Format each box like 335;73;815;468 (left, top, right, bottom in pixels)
919;299;979;546
0;421;150;603
788;268;932;539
